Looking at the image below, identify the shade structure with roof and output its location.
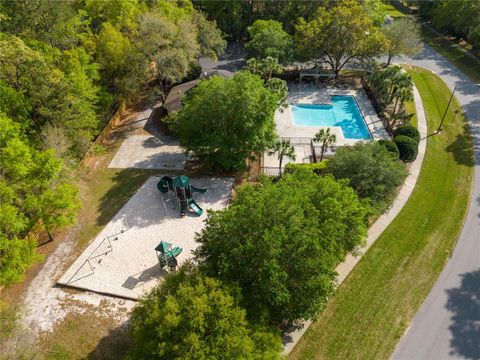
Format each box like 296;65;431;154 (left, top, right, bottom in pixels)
155;240;182;271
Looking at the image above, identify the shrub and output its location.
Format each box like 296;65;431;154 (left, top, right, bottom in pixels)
284;161;327;175
327;142;408;213
378;139;400;159
394;125;420;143
394;135;419;162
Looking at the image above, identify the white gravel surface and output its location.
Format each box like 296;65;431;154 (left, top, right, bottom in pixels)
58;176;234;300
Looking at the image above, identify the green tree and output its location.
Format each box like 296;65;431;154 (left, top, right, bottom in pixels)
362;0;387;27
314;128;336;162
170;72;279;171
195;172;369;324
246;20;293;63
129;265;282;360
383;17;422;66
0;114;79;286
137;10;199;96
268;139;296;176
295;0;387;78
0;0;87;49
192;12;227;60
327;141;408;213
246;56;283;81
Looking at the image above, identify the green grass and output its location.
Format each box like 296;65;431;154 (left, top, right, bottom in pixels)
421;26;480;84
385;3;406;18
289;67;474;360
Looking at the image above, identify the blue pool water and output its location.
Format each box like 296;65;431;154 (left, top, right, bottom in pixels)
292;95;371;139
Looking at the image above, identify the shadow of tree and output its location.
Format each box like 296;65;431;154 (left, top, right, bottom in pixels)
446;122;476;167
87;321;132;360
446;269;480;360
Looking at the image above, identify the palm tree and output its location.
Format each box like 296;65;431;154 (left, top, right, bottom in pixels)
268;139;296;176
314;128;336;162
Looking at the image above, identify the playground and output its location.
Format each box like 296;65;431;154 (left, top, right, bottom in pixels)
58;176;234;300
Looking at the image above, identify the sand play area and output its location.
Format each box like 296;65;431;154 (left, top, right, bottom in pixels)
58;176;234;300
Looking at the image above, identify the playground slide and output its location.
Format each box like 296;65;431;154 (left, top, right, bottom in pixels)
188;198;204;216
157;176;173;193
190;185;208;193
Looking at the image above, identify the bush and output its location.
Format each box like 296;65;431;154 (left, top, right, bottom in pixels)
378;140;400;159
327;142;408;213
130;265;282;360
284;161;327;175
394;125;420;143
394;135;418;162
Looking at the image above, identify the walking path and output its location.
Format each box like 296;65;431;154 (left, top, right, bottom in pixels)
392;46;480;360
283;85;428;354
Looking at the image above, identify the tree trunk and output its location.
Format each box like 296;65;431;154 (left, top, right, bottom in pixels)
386;53;393;66
320;143;326;162
279;155;283;177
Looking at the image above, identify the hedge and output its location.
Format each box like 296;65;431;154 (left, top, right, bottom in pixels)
394;135;418;162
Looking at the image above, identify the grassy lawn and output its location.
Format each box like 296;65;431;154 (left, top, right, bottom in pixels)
421;26;480;84
385;3;406;18
289;66;474;360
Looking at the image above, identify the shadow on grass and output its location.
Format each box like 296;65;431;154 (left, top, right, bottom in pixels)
446;122;476;167
87;322;132;360
446;268;480;360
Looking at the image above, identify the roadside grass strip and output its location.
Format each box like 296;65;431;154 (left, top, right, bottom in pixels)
289;67;474;360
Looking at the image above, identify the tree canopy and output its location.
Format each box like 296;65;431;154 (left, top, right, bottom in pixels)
327;141;408;213
170;72;280;171
195;172;369;324
295;0;387;77
246;20;293;63
0;114;79;286
383;17;422;65
129;265;282;360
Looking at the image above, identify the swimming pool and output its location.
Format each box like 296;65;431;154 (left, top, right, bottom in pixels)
291;95;372;139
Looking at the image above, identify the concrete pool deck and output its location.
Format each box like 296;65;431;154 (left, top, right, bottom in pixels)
58;176;234;300
275;84;388;146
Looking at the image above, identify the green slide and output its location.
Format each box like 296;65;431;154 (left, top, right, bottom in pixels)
188;198;204;216
157;176;173;193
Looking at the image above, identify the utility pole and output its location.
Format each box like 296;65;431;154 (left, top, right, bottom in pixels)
437;85;457;133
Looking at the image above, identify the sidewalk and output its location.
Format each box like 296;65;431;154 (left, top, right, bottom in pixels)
282;85;428;355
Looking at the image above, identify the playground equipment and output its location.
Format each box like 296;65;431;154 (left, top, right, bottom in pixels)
157;175;207;217
155;241;183;272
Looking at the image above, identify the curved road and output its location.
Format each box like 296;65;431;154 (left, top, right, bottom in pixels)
392;46;480;359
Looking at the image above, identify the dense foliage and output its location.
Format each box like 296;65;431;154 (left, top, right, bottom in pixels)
418;0;480;50
394;135;419;163
195;172;369;324
327;142;408;213
378;139;400;160
0;114;79;286
366;65;414;131
382;17;422;65
130;265;281;360
170;72;279;171
394;125;421;143
245;20;293;63
295;0;387;77
0;0;226;287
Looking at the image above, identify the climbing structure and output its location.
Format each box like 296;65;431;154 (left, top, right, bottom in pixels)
157;175;207;217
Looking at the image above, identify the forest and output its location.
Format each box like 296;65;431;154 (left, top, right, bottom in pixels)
0;0;226;286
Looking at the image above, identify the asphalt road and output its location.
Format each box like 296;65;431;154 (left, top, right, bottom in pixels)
392;46;480;359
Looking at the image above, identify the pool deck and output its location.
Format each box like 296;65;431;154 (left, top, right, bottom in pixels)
275;84;388;146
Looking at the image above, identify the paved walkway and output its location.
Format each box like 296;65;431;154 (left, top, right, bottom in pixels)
392;46;480;360
283;85;428;354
